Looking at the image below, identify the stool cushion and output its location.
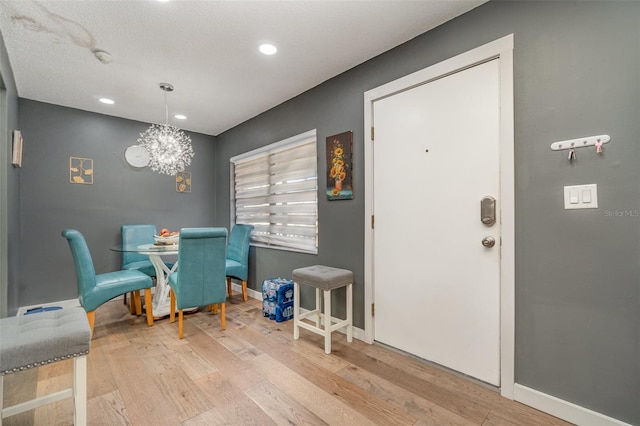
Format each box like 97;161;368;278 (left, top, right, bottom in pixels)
0;307;91;376
293;265;353;291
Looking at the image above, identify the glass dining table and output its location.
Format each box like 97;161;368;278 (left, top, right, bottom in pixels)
111;243;180;318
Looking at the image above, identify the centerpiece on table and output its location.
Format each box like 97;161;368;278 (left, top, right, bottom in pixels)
154;228;179;245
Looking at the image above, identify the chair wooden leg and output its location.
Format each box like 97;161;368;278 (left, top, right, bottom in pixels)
170;290;176;323
212;304;219;315
178;310;184;339
133;291;142;315
226;277;232;297
242;280;248;302
123;292;127;305
86;311;95;335
129;293;136;314
144;288;154;326
221;303;226;330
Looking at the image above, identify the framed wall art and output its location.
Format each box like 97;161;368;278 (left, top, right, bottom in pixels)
326;131;353;200
12;130;23;167
69;157;93;184
176;171;191;193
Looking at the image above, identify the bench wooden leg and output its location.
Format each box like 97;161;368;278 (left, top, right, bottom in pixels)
324;289;332;354
346;283;353;342
315;288;322;328
293;281;300;340
73;355;87;426
1;375;4;422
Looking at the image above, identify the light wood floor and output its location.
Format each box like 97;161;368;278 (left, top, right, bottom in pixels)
2;296;571;425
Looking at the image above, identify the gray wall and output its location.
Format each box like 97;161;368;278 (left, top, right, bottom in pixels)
0;32;20;318
16;99;217;312
215;1;639;424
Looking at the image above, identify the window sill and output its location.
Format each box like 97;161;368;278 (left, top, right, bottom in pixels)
251;242;318;255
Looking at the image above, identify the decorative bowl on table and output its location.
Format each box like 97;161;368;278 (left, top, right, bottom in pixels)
153;234;179;245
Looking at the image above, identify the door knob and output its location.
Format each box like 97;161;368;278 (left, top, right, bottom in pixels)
482;236;495;248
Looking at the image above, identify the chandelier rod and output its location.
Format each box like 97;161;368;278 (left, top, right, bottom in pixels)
164;90;168;125
159;82;174;126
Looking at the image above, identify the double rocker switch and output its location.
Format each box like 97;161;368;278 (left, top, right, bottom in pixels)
564;184;598;210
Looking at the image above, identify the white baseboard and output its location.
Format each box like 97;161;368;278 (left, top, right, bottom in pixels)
237;282;366;342
513;384;631;426
16;298;81;316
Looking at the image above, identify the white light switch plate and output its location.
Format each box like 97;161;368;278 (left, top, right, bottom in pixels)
564;184;598;209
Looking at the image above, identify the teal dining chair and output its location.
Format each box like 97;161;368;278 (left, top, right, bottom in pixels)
121;224;158;276
121;224;157;310
225;224;254;301
168;227;228;339
62;229;154;334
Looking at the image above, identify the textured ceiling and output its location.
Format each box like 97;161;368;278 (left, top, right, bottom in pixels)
0;0;485;136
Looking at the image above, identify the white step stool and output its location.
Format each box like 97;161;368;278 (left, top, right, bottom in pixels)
293;265;353;354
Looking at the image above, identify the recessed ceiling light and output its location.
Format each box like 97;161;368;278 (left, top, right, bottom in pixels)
99;98;114;105
174;114;187;120
259;43;277;55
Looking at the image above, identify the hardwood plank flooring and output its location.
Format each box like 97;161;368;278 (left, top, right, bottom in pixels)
2;297;572;425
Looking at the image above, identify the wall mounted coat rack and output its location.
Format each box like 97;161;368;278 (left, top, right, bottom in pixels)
550;134;610;151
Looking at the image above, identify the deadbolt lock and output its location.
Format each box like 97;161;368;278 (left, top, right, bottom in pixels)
481;196;496;226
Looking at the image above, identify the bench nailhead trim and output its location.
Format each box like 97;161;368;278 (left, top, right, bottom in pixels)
1;350;90;376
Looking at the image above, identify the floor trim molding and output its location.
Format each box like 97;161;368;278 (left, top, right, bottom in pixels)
513;384;631;426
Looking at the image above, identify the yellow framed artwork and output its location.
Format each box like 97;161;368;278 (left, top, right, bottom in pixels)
176;171;191;193
69;157;93;184
326;131;353;200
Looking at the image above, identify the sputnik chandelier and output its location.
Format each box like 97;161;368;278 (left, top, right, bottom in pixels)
138;83;194;176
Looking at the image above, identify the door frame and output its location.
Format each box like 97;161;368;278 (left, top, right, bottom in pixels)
363;34;514;398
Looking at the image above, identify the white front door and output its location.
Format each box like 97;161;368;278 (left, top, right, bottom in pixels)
372;58;502;386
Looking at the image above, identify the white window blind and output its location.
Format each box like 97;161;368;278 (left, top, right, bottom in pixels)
231;130;318;253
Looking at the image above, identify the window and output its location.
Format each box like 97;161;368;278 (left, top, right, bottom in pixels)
231;129;318;254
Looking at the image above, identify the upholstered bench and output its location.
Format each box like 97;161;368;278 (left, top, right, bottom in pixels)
293;265;353;354
0;307;91;424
